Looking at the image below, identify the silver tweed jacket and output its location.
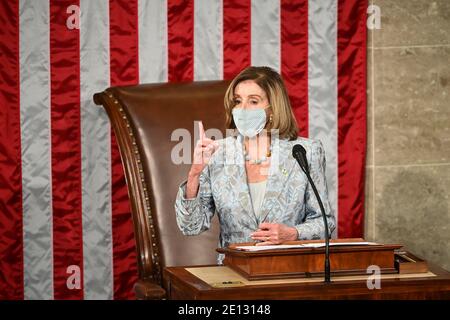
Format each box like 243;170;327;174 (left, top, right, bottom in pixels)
174;134;336;264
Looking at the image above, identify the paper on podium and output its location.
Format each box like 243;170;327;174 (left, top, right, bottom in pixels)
234;241;378;252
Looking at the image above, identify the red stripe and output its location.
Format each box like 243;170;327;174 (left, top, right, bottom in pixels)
50;0;84;299
223;0;251;79
337;0;368;238
167;0;194;82
0;0;23;300
109;0;139;300
281;0;309;137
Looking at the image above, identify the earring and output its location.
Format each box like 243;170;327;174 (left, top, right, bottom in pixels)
269;114;273;124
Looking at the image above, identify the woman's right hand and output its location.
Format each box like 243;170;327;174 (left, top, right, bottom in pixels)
186;122;219;199
189;121;219;177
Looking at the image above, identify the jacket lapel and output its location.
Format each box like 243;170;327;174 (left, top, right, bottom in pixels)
258;137;297;224
224;135;259;225
224;135;298;227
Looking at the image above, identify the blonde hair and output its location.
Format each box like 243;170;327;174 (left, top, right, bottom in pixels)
224;66;299;140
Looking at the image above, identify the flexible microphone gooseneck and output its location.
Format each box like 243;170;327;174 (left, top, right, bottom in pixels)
292;144;331;283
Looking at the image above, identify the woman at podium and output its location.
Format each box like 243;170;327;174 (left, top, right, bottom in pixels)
175;66;335;263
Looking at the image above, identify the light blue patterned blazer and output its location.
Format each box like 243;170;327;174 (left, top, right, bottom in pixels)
174;134;336;264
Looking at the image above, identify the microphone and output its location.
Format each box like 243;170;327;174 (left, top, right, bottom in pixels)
292;144;331;283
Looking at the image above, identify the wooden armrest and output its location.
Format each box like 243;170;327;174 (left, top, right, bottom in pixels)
134;279;166;300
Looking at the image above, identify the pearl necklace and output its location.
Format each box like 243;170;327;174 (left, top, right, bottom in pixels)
244;145;272;164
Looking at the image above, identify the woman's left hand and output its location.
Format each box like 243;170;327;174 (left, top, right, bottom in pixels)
251;222;298;246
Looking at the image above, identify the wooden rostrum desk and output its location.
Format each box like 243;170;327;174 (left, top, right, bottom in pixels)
163;239;450;299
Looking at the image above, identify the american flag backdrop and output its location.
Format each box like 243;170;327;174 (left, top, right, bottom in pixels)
0;0;367;299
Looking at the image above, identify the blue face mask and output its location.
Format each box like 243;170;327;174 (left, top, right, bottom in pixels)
232;107;270;138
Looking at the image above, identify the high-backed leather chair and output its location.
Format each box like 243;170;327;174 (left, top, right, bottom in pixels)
93;81;230;299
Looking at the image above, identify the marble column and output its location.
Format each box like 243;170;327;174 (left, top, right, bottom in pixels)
365;0;450;271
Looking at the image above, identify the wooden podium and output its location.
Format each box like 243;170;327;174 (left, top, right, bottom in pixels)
163;238;450;299
216;238;423;280
164;264;450;299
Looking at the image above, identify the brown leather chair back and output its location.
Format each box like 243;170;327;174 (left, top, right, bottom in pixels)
94;81;230;298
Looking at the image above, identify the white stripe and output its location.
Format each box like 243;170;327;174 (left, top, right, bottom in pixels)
80;0;113;299
194;0;223;80
251;0;280;72
19;0;53;300
138;0;168;83
308;0;338;237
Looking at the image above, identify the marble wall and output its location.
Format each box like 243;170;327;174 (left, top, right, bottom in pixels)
365;0;450;271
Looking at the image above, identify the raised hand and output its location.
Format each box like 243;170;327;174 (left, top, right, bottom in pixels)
190;121;219;177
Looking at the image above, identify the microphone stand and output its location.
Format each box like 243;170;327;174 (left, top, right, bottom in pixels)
293;145;331;283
